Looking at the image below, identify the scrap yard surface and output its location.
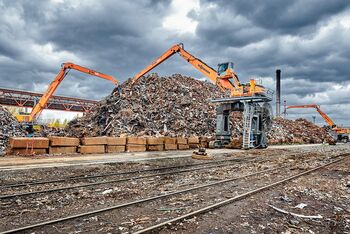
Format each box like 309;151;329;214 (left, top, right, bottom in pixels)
0;144;349;233
1;1;350;233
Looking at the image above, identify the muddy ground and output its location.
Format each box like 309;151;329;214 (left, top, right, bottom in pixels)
0;144;349;233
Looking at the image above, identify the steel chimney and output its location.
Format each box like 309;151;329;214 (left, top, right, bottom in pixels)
276;69;281;117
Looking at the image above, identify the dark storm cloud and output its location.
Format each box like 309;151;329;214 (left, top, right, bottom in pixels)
200;0;350;34
0;0;175;99
0;0;349;124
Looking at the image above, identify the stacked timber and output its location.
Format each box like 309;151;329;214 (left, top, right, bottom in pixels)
9;137;49;155
106;137;126;153
146;137;164;151
199;136;210;148
79;137;107;154
164;137;177;150
177;137;189;150
127;137;146;152
48;136;79;154
188;136;200;149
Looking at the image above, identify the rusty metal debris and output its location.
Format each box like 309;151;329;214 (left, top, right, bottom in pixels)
67;74;227;137
66;74;332;145
0;106;25;153
268;118;332;144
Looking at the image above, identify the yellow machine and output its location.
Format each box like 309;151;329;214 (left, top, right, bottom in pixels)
131;43;268;98
132;43;273;149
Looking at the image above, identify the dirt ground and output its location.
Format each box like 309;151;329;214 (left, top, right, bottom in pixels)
0;144;349;233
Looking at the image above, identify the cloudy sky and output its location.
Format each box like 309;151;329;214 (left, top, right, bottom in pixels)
1;0;350;125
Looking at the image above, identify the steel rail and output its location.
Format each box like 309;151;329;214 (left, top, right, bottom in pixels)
0;157;257;189
0;165;285;234
1;154;346;234
0;158;264;199
134;157;346;233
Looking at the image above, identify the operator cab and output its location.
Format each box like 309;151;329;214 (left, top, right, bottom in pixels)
217;62;234;76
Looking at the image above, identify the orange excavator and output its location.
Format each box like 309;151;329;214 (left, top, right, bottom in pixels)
131;43;268;98
131;43;273;149
287;104;350;142
17;62;118;124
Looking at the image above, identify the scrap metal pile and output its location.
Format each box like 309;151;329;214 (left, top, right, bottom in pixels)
67;74;227;137
268;117;332;144
67;74;330;144
0;106;25;153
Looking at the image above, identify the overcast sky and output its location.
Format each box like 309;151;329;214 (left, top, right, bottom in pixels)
1;0;350;125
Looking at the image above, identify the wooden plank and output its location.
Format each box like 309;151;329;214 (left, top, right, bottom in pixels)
49;147;77;154
106;137;127;146
146;137;164;145
9;148;47;155
164;137;177;144
127;137;146;145
188;137;199;144
49;136;80;147
9;137;49;149
81;137;107;145
176;137;188;145
178;144;190;150
106;145;125;153
147;145;164;151
126;145;146;152
164;143;177;150
79;145;105;154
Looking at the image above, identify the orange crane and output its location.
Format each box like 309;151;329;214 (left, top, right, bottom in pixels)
287;104;350;141
131;43;268;98
287;104;336;128
132;43;273;149
17;62;118;123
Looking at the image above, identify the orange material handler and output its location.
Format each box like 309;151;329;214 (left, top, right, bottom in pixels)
17;62;118;122
131;43;268;98
287;104;350;141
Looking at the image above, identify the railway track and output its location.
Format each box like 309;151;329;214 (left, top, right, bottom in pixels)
0;157;258;189
0;157;264;199
1;153;347;234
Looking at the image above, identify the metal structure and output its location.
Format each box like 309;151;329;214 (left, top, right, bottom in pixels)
0;87;97;113
131;43;274;149
211;95;273;149
276;69;281;117
287;104;350;142
16;62;118;122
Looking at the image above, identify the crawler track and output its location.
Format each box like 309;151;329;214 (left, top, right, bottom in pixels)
1;154;347;234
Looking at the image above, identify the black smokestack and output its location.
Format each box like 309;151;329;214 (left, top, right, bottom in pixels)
276;69;281;117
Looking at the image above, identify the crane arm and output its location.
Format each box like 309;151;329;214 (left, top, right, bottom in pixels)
26;62;118;122
287;104;336;128
131;44;180;85
176;45;234;91
314;106;336;128
131;43;234;92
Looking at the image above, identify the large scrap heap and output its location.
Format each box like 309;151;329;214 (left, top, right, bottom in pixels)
66;74;331;144
67;74;227;137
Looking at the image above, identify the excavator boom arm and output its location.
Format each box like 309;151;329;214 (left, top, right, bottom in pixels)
287;104;336;127
27;62;118;122
131;44;180;85
131;43;235;92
